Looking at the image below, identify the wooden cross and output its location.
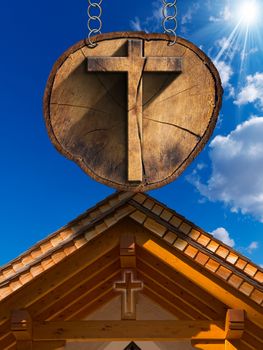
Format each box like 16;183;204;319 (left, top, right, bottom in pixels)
87;39;182;182
114;271;143;320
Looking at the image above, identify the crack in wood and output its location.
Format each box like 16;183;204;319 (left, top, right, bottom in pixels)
136;58;147;107
84;128;108;135
80;48;87;60
136;58;147;180
50;102;109;115
145;85;199;107
142;74;176;107
144;115;201;139
83;122;122;137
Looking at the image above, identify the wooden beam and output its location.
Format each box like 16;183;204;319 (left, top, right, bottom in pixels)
0;229;120;326
225;309;245;340
66;289;117;321
30;247;119;319
48;271;120;321
137;270;205;320
32;320;225;341
142;286;192;320
0;322;12;341
241;331;263;349
137;258;222;320
135;232;263;326
137;246;226;317
62;279;119;321
191;341;225;350
127;40;143;183
224;310;245;350
120;233;136;268
11;310;32;341
35;261;120;321
11;310;32;350
10;312;65;350
246;319;263;345
0;333;15;350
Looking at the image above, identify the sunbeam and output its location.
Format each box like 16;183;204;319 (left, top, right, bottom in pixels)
215;20;242;63
240;25;249;70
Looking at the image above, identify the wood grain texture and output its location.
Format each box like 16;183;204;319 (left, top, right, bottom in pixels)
44;32;223;191
32;320;225;341
225;309;245;340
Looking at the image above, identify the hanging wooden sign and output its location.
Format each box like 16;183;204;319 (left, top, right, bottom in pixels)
44;32;223;192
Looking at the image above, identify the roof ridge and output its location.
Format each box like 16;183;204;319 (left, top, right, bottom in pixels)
129;198;263;291
131;193;263;273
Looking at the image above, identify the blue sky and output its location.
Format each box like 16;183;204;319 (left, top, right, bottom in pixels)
0;0;263;267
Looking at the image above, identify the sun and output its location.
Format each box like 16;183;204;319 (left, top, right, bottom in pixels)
239;1;259;26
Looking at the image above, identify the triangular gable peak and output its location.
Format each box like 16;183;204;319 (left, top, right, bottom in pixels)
124;342;142;350
0;192;262;350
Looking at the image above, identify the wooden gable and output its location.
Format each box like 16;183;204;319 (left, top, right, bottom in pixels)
0;192;262;350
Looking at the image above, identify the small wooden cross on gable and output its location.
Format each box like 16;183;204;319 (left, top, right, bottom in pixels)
87;39;182;182
114;270;143;320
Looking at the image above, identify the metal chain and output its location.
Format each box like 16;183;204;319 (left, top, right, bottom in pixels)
87;0;177;47
87;0;103;48
162;0;177;45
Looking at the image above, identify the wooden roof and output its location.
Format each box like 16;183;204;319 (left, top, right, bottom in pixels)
0;191;262;349
0;191;262;304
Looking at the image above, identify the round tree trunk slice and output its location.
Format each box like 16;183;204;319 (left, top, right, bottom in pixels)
44;32;223;192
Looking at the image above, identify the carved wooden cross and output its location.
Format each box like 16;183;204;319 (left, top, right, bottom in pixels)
87;39;182;182
114;271;143;320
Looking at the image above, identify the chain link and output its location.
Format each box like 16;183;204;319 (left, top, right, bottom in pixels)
87;0;103;48
87;0;177;47
162;0;177;45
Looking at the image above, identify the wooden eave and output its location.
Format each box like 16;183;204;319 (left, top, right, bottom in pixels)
0;191;262;349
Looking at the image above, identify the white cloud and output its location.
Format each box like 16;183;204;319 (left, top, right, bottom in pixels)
222;5;232;21
214;60;233;87
182;3;200;25
235;73;263;108
246;241;259;254
130;1;162;33
209;5;232;22
216;37;230;51
214;60;234;96
246;47;259;57
146;1;162;28
214;36;236;61
189;117;263;222
196;163;206;171
211;227;235;247
130;17;142;31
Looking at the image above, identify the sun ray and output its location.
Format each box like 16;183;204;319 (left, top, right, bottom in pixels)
223;26;243;63
215;20;242;62
240;25;249;70
178;0;263;99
